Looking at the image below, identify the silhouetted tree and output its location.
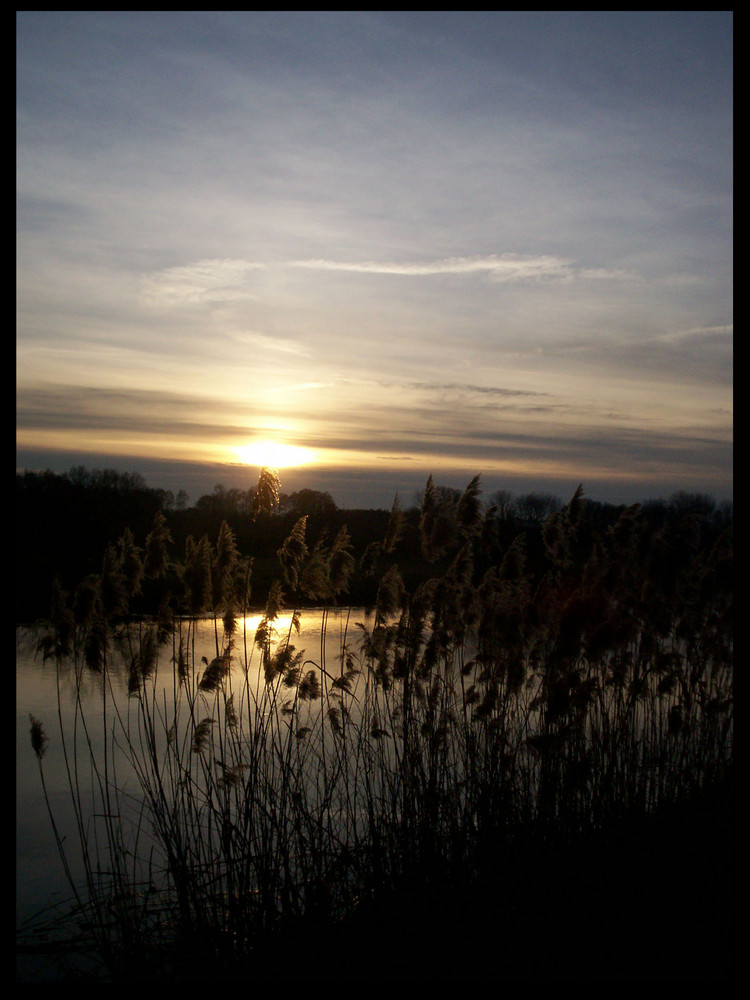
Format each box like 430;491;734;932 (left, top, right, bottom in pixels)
513;491;563;522
280;488;337;519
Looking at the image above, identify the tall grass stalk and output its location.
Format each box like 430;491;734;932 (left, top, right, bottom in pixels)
27;473;732;980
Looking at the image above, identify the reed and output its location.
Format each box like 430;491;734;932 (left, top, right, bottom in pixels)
26;471;733;980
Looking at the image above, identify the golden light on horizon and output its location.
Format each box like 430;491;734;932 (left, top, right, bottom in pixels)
233;439;318;469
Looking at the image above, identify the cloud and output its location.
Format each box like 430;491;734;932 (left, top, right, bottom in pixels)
653;324;733;346
140;255;634;308
289;254;632;282
140;258;266;308
405;380;549;399
16;383;268;441
590;323;733;387
229;330;310;356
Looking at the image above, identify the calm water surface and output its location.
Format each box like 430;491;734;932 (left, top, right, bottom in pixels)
16;609;366;944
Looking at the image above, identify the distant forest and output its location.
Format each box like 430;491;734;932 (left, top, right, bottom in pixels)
16;465;732;625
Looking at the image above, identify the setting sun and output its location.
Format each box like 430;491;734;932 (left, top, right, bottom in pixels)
234;440;317;469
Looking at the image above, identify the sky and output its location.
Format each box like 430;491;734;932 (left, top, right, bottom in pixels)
16;11;733;509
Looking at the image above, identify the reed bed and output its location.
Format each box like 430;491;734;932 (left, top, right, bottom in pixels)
23;472;733;980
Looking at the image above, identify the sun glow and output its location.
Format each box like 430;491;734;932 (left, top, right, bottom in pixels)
234;439;317;469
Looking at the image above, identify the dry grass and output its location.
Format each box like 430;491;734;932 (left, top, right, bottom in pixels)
24;472;732;981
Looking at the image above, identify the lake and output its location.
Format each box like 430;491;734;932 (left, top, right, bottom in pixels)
16;602;732;982
16;608;369;981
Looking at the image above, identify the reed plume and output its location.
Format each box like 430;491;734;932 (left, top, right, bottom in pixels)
29;714;48;760
24;472;732;982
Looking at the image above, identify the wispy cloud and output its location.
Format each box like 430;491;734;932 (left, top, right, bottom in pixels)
405;380;550;399
653;324;733;346
290;254;633;282
140;259;266;308
229;330;310;356
141;254;633;307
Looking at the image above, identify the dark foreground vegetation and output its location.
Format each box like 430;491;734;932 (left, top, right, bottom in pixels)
17;466;393;622
15;465;732;624
18;468;732;980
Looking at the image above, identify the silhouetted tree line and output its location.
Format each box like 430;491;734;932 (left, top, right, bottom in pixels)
16;468;389;621
17;468;169;622
16;465;732;624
